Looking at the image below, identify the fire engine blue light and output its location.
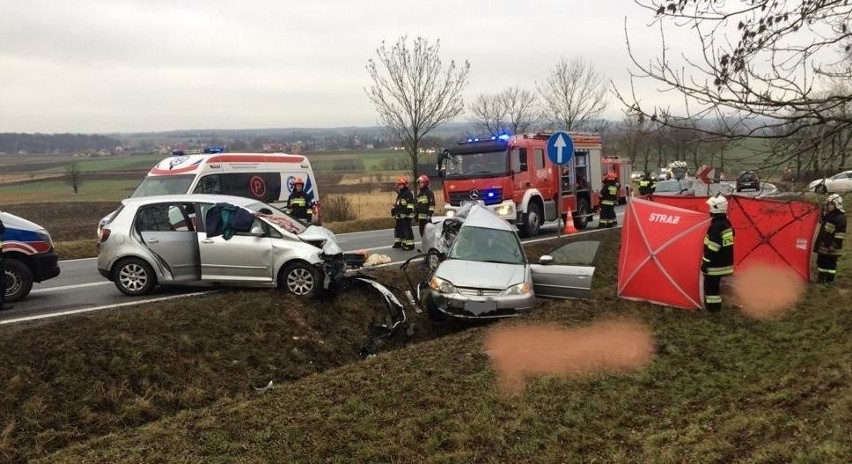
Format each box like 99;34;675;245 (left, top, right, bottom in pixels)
487;191;495;198
474;138;480;142
467;138;473;143
204;146;225;154
491;136;497;140
497;134;511;141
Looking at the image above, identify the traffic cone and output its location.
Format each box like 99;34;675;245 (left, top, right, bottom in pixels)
563;208;577;234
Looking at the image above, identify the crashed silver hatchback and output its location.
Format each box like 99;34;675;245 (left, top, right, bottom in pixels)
423;204;600;320
97;194;344;297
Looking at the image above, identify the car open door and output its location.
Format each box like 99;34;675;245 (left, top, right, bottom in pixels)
135;202;200;282
530;240;601;299
197;203;275;283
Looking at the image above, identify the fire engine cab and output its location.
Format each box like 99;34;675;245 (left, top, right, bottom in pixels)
437;132;630;236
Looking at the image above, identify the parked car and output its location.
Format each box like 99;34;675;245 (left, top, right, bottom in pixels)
424;204;600;320
808;170;852;194
652;179;695;196
736;171;760;192
97;194;344;298
0;211;61;302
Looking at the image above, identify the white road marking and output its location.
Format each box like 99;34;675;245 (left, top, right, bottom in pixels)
31;281;111;294
0;291;214;325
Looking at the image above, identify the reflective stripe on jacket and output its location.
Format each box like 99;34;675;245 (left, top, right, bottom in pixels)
814;209;847;256
702;215;734;276
394;187;415;220
416;186;435;220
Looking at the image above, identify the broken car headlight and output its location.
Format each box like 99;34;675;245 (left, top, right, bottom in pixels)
429;276;457;294
501;281;531;296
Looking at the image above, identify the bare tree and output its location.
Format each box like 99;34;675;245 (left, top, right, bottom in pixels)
366;36;470;182
469;86;541;136
468;93;507;136
64;162;83;194
500;86;541;134
537;57;609;131
619;0;852;171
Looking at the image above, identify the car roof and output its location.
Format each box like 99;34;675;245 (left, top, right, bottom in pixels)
462;204;515;231
120;194;264;207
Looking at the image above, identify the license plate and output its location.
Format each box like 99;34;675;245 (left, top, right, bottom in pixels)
465;300;497;315
462;200;483;207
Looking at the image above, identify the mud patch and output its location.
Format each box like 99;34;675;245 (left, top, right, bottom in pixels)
484;318;656;395
731;264;806;320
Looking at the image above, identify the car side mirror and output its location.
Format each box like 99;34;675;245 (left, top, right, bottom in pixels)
539;255;555;265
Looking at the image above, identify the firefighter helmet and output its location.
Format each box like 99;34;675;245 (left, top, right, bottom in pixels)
293;177;304;187
826;193;845;212
396;176;409;186
706;194;728;214
417;175;429;186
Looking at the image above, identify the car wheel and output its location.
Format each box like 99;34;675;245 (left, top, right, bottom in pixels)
519;202;542;237
573;198;590;230
113;258;157;296
280;261;321;297
815;184;828;194
3;259;34;303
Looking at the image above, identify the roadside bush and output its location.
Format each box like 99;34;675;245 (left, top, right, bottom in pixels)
322;195;356;222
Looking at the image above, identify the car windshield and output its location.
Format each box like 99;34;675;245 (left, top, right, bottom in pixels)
445;150;508;178
448;225;525;265
655;180;684;192
131;175;194;197
245;201;308;234
739;172;757;181
831;172;849;180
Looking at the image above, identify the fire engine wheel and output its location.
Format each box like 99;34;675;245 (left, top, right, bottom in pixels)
573;199;591;230
3;259;33;303
280;261;321;297
519;203;542;237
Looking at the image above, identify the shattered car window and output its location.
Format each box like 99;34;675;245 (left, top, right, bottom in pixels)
448;226;525;265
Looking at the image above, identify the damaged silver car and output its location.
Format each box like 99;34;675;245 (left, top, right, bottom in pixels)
422;204;600;320
97;194;345;297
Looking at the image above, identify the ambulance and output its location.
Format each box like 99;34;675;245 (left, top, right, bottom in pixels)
132;148;320;210
1;211;61;302
99;149;322;236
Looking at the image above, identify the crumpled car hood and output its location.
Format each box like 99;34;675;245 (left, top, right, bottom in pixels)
300;225;341;255
436;259;528;290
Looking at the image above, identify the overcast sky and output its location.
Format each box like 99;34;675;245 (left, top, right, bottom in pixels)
0;0;690;134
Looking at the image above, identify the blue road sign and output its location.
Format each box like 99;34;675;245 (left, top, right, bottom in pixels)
547;131;574;166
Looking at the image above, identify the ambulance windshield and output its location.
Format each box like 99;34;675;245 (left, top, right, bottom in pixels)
131;175;195;197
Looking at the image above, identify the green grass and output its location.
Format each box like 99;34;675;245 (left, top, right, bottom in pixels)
0;179;138;202
37;155;162;173
1;231;849;463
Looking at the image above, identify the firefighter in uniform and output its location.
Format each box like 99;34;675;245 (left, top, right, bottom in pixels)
638;173;656;196
392;176;416;250
813;193;846;286
415;175;436;237
599;173;619;228
286;178;313;223
702;195;735;312
0;216;10;310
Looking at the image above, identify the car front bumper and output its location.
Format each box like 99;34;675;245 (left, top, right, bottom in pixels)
428;291;536;319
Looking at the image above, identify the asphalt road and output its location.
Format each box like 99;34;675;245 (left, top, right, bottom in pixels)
1;206;628;325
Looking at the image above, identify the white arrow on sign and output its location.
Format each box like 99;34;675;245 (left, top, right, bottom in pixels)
554;134;567;164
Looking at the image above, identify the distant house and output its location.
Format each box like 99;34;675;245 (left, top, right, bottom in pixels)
262;143;285;152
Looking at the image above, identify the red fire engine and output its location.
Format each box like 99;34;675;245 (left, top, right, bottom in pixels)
437;132;630;236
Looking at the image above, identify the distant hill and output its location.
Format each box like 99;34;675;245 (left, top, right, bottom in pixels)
0;133;121;155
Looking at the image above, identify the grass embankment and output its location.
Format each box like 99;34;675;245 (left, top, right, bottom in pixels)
1;231;849;463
